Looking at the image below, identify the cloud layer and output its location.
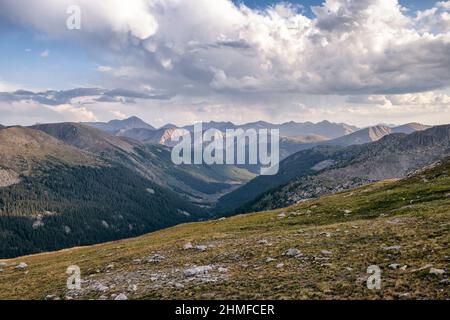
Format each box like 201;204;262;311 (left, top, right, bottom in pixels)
0;0;450;126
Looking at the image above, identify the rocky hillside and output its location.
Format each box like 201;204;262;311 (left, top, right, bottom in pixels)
330;123;431;146
217;125;449;214
0;159;448;300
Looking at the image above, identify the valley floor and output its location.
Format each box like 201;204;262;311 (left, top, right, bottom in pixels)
0;163;449;300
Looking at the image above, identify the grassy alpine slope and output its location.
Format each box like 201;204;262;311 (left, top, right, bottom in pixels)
0;159;449;300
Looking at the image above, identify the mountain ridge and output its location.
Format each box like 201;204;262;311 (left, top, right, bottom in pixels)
217;124;449;214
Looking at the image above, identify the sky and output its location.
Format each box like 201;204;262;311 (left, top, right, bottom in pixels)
0;0;449;128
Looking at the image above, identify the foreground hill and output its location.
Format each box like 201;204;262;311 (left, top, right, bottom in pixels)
217;125;449;214
0;159;448;300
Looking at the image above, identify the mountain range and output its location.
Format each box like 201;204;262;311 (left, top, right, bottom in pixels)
85;117;359;144
0;117;447;259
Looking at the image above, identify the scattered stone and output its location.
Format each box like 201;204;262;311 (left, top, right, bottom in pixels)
45;295;60;300
389;264;401;270
175;283;185;289
321;263;333;267
218;217;226;221
344;210;352;214
114;293;128;301
320;232;332;238
184;266;213;277
258;240;269;245
412;264;433;272
276;263;285;269
439;279;450;284
95;284;109;292
382;245;401;251
183;242;193;250
266;258;276;263
395;293;410;298
321;250;332;255
196;245;208;252
15;262;28;269
132;259;142;264
345;267;353;272
127;285;138;292
277;213;287;219
106;264;115;269
400;265;408;271
285;248;302;257
146;188;156;195
429;268;445;276
218;267;229;273
146;254;165;263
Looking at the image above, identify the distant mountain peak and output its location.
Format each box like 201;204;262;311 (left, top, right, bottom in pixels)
84;116;155;134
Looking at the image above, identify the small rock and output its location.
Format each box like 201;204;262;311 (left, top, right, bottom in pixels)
285;248;302;257
429;268;445;276
218;217;226;221
218;267;228;273
345;267;353;272
412;264;433;272
276;263;285;269
382;245;401;251
266;258;276;263
175;283;185;289
114;293;128;301
320;232;332;238
439;279;450;284
321;250;332;255
183;242;193;250
146;254;165;263
96;284;109;292
258;240;269;245
196;245;208;252
15;262;28;269
45;295;60;301
389;264;401;270
344;210;352;214
184;266;213;277
400;265;408;271
127;285;138;292
277;213;287;219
